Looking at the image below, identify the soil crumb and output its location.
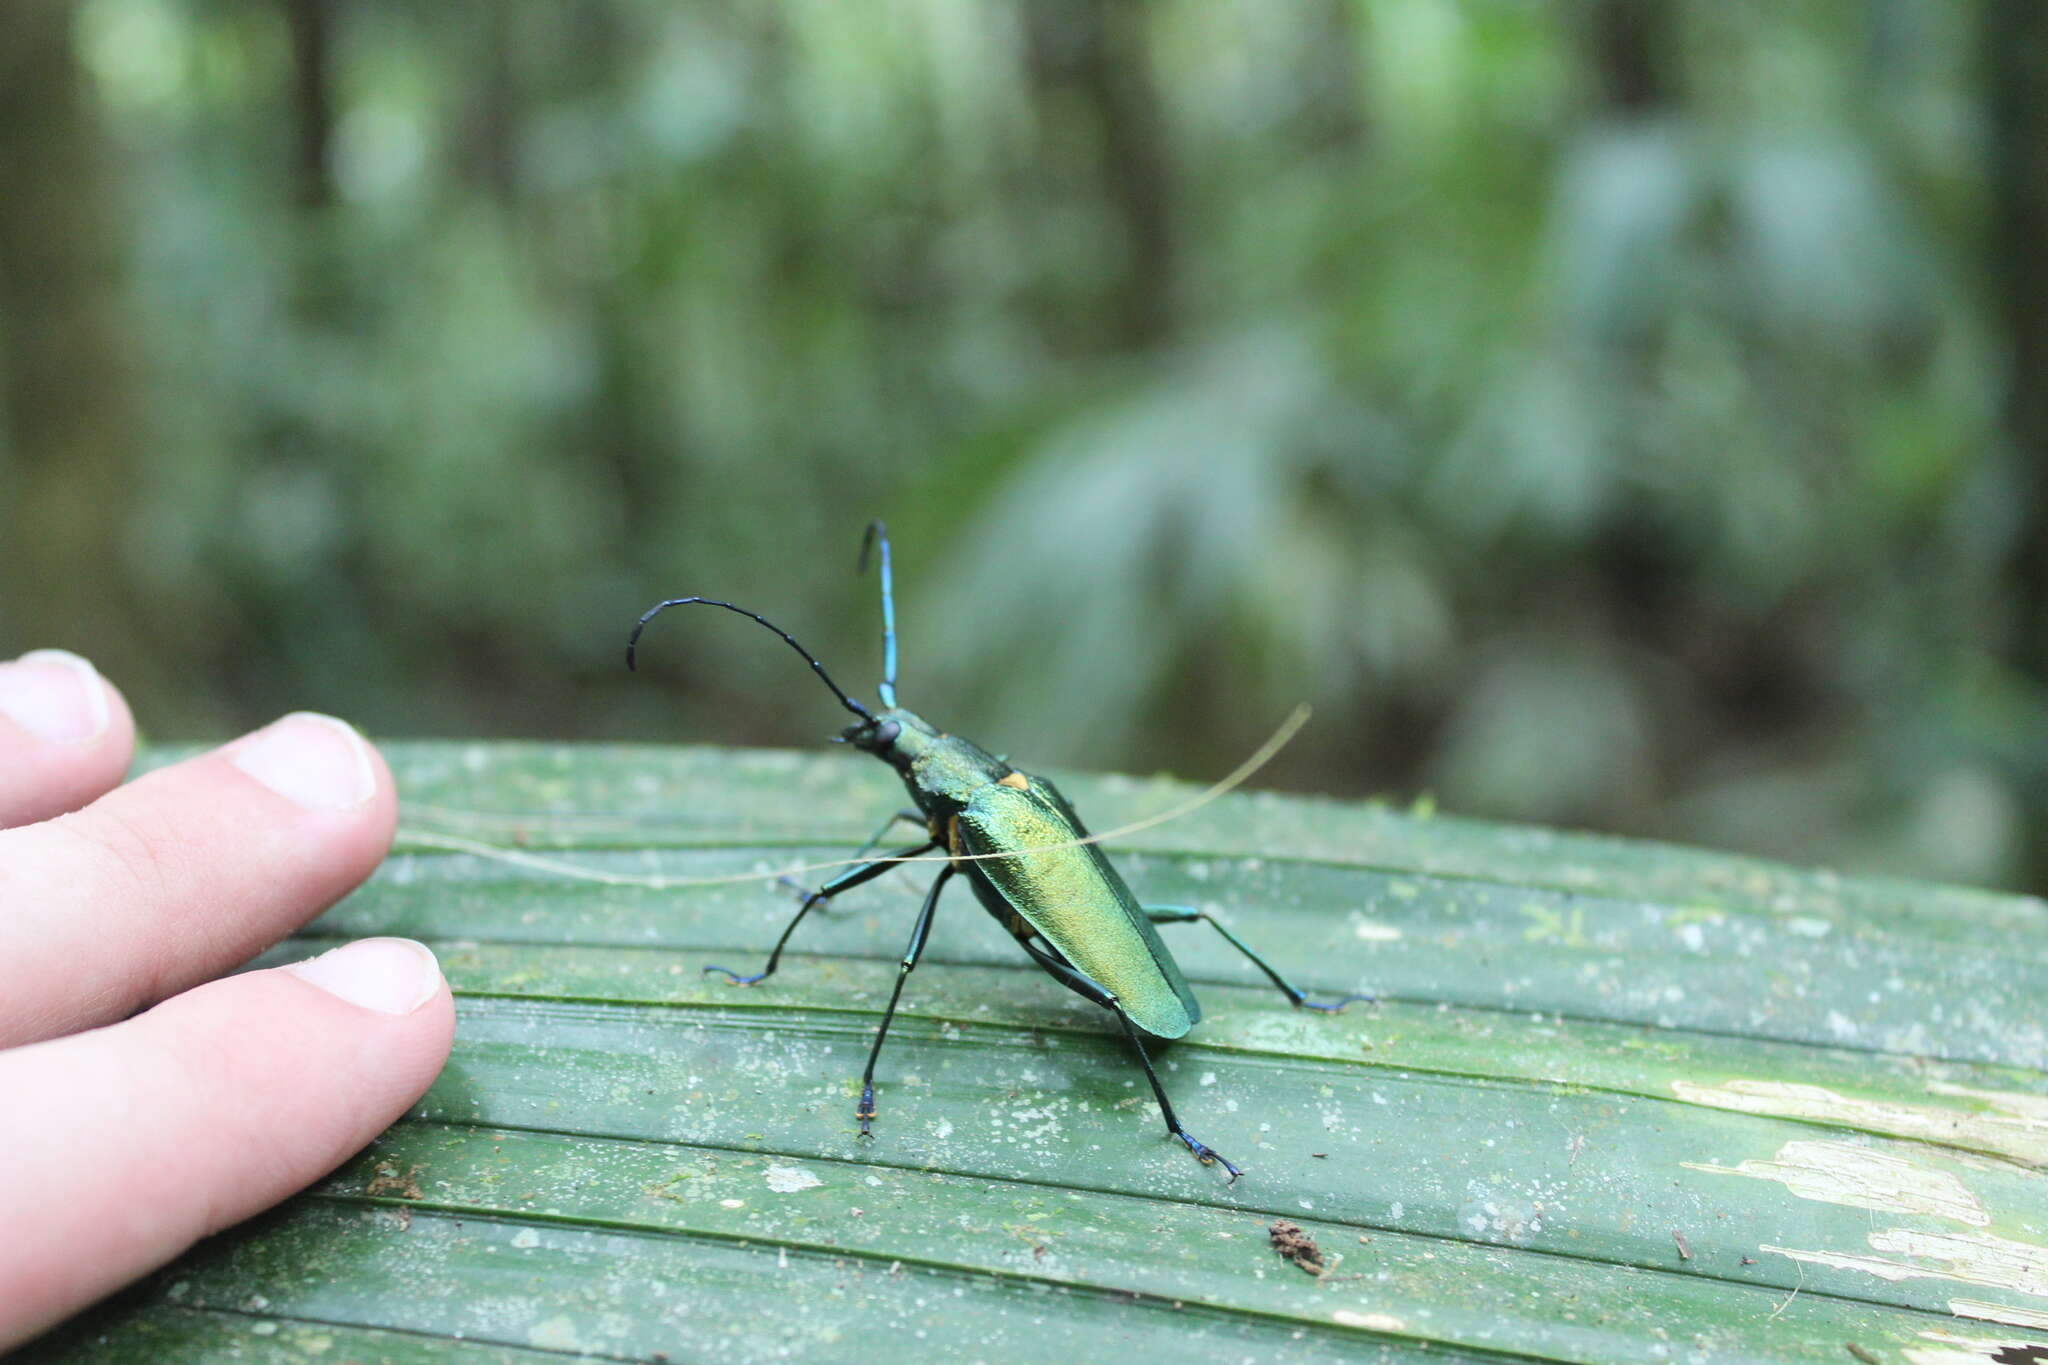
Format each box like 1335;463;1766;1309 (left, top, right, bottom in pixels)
1268;1220;1325;1277
366;1162;424;1200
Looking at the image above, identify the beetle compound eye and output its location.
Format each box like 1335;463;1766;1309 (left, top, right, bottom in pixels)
872;720;901;748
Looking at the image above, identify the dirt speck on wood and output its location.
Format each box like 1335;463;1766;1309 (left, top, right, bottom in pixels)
366;1162;424;1200
1268;1219;1325;1277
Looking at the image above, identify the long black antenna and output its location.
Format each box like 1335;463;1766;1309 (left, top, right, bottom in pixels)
857;520;898;708
627;597;874;723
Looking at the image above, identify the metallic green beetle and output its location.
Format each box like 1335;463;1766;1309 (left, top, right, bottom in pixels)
627;523;1368;1180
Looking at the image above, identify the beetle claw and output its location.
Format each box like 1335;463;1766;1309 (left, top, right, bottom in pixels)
703;965;767;987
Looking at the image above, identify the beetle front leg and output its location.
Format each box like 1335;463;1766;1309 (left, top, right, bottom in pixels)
855;865;955;1136
703;838;937;986
775;809;926;914
1144;905;1373;1012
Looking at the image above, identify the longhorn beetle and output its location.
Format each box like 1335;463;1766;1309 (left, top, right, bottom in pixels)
626;523;1369;1180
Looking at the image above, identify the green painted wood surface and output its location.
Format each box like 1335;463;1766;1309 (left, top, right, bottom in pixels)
27;742;2048;1363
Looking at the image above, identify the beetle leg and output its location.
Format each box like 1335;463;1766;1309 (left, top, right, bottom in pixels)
1015;938;1242;1182
703;838;938;986
855;865;955;1136
774;809;924;915
1110;1007;1243;1183
1144;905;1374;1012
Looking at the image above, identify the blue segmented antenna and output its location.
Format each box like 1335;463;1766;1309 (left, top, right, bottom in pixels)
859;520;898;708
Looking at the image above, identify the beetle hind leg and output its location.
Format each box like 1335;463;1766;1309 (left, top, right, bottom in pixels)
1015;937;1242;1180
1144;906;1374;1012
1110;1006;1242;1183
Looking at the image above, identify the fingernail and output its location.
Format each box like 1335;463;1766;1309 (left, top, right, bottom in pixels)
287;937;443;1014
230;712;378;811
0;649;110;744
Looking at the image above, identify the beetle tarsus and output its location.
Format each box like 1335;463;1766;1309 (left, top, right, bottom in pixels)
703;965;768;986
1175;1131;1243;1182
775;878;845;916
1293;990;1375;1013
856;1084;878;1136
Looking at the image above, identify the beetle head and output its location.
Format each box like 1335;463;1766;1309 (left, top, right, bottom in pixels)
841;715;902;753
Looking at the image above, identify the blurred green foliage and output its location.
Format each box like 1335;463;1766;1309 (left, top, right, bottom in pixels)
2;0;2045;891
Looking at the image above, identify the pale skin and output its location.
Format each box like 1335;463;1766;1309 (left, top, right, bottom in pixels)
0;650;455;1350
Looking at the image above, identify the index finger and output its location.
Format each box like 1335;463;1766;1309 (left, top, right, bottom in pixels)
0;712;398;1046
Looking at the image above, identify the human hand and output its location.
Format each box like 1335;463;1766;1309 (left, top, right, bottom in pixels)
0;650;455;1349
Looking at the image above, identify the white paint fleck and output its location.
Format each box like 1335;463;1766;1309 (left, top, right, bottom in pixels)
1684;1139;1988;1225
528;1316;585;1351
1764;1227;2048;1298
1352;921;1403;942
1199;1072;1218;1087
1672;1079;2048;1167
764;1165;823;1194
1948;1299;2048;1330
1333;1310;1408;1331
1905;1330;2048;1365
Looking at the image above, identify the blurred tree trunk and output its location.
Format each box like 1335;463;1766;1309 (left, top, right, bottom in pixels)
1983;0;2048;887
1579;0;1681;622
1987;0;2048;667
1582;0;1674;113
280;0;346;321
285;0;338;212
0;2;169;700
1023;0;1176;350
1291;0;1369;154
459;7;522;207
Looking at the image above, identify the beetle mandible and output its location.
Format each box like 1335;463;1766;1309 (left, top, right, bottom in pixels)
627;522;1369;1180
